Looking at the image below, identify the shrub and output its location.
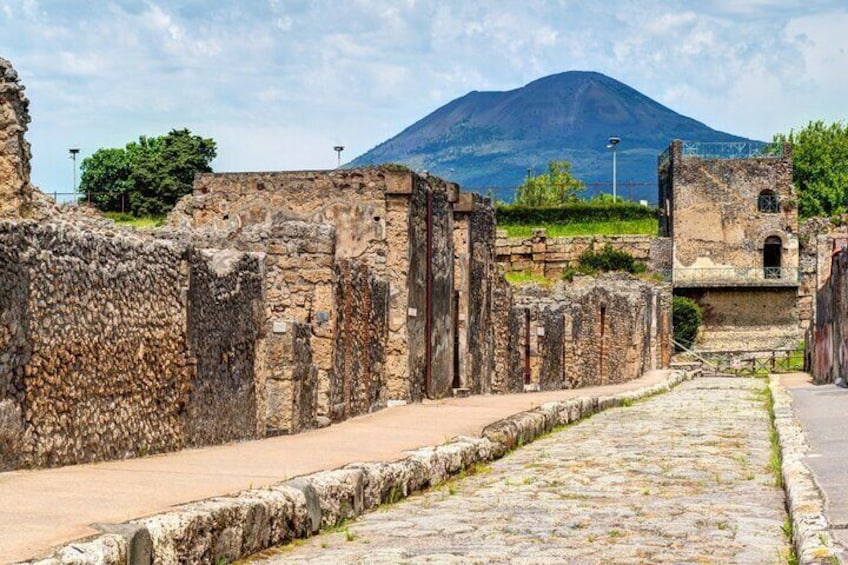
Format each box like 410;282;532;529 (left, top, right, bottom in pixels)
577;243;645;274
561;244;647;281
672;296;703;350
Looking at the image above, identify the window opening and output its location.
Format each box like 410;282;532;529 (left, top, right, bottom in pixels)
764;236;782;279
758;190;780;213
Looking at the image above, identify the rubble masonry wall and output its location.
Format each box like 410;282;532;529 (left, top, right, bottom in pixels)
0;221;264;469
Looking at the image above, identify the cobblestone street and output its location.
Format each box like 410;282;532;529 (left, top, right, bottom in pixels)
249;377;790;564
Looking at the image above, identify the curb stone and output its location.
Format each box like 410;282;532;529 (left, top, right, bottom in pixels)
21;370;691;565
770;375;843;564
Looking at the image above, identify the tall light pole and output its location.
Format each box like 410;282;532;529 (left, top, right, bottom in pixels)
333;145;344;168
69;148;80;194
606;137;620;202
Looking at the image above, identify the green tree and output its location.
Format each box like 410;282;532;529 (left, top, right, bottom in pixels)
514;160;585;206
773;120;848;218
79;128;217;216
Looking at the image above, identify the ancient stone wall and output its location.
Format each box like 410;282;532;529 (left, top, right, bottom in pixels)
333;260;389;421
466;195;497;394
186;249;265;445
0;57;32;218
179;168;461;404
809;250;848;384
163;213;340;435
504;275;670;391
676;288;801;352
495;231;672;278
0;221;264;469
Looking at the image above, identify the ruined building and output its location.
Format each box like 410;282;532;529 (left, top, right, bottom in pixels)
659;139;802;351
167;169;501;434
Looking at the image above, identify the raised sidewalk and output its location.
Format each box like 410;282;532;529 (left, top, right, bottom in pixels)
3;370;677;564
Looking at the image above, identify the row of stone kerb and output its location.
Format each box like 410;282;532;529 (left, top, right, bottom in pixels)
26;370;692;565
769;376;842;564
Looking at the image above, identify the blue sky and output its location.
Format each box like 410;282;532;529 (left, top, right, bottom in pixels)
3;0;847;194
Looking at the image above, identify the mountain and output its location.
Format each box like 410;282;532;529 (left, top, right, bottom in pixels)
348;71;755;203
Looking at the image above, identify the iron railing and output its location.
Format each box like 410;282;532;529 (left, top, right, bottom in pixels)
694;348;805;375
681;141;782;160
757;193;780;213
673;266;800;287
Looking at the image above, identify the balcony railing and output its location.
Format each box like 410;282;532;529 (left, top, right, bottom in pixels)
758;193;780;213
673;266;800;288
682;141;782;160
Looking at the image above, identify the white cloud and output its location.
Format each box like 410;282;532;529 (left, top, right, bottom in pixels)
5;0;848;193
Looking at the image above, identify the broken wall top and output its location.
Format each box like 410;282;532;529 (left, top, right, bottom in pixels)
0;57;32;218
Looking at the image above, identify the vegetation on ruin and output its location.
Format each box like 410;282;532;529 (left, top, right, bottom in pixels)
513;160;585;206
773;120;848;218
101;212;166;228
504;270;557;286
496;199;658;237
671;296;703;350
79;128;217;217
561;243;647;281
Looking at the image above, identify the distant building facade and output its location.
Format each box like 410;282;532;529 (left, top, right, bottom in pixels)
659;139;802;350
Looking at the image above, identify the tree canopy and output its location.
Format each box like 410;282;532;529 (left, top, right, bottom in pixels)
78;128;217;216
514;160;585;207
773;120;848;218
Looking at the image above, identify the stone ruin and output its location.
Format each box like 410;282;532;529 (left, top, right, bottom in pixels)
0;56;32;217
0;56;673;470
508;275;671;391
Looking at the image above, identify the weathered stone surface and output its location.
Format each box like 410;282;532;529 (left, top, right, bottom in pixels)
0;56;32;218
28;534;126;565
500;274;671;392
495;233;671;279
258;377;790;564
0;221;264;470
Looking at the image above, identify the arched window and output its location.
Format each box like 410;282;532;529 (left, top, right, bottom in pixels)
758;189;780;213
764;236;782;279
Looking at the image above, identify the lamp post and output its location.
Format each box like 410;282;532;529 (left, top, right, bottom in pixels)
333;145;344;168
606;137;620;202
69;148;80;200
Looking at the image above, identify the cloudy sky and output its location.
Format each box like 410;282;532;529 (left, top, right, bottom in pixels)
3;0;847;194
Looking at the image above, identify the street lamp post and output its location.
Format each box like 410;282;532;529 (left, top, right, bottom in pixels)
606;137;620;202
333;145;344;168
69;148;80;201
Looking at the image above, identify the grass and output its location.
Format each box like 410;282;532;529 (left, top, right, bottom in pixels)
763;384;801;565
101;211;167;228
760;384;784;488
503;271;557;286
499;218;658;238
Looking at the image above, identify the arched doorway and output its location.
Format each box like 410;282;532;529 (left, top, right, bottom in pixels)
764;236;782;279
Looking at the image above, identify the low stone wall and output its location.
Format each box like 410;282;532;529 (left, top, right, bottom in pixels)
502;274;671;391
0;220;264;470
495;230;671;278
24;370;690;565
